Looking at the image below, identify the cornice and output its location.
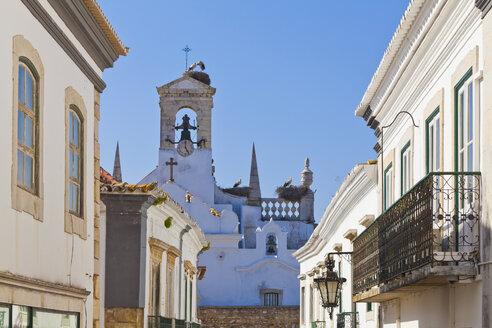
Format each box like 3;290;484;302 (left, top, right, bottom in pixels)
235;258;299;273
0;271;90;299
476;0;492;17
294;164;377;262
20;0;106;92
373;0;480;143
355;0;429;117
47;0;121;70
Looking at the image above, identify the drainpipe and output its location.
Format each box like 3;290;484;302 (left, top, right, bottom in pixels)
178;225;192;320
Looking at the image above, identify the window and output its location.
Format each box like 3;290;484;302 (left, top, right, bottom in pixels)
189;279;193;321
300;287;305;324
184;275;188;320
0;305;9;328
68;107;83;216
384;163;393;210
150;262;160;317
266;233;277;255
17;62;37;192
165;264;174;317
367;302;372;312
455;69;477;172
426;108;440;173
33;309;78;328
401;142;411;195
1;304;78;328
264;292;279;306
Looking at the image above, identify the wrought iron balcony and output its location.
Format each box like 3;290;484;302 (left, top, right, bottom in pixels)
148;316;200;328
336;312;358;328
353;172;481;300
311;321;326;328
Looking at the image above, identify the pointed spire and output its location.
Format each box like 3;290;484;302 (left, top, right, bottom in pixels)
113;141;122;183
248;143;261;206
301;157;313;188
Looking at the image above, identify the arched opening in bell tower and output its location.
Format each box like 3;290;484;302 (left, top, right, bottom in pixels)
174;107;198;145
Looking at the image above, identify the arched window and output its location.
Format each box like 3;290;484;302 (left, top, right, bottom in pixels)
266;233;278;255
17;60;38;192
68;106;83;216
175;108;197;144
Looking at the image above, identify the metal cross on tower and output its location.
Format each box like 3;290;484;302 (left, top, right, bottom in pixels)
182;45;192;69
165;157;178;182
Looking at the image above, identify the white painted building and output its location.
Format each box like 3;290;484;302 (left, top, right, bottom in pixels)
100;179;207;328
0;0;126;328
137;70;314;322
296;0;492;327
294;162;378;328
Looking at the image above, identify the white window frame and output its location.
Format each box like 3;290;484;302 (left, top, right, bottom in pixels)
401;142;411;195
384;164;393;211
426;108;441;174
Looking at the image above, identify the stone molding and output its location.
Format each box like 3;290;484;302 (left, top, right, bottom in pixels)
64;87;88;239
235;258;298;273
359;215;375;228
148;237;172;262
166;245;181;266
20;0;106;91
476;0;492;17
11;35;44;221
47;0;121;69
0;270;90;299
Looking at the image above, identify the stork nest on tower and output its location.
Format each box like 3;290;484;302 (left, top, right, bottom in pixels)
183;71;211;85
222;186;250;197
275;185;310;201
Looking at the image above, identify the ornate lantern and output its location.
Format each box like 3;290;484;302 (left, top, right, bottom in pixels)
313;255;347;318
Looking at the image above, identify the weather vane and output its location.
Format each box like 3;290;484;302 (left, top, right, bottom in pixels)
182;45;192;70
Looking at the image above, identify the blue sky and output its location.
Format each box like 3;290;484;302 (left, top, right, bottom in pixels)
98;0;409;221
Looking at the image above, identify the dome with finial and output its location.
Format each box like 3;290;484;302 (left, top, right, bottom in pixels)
301;157;313;187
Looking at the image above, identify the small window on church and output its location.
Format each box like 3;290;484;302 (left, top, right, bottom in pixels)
263;292;279;306
266;233;278;255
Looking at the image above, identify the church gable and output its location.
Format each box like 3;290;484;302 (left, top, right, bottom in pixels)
157;76;215;93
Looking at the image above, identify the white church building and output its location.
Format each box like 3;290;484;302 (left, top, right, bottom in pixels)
138;69;315;326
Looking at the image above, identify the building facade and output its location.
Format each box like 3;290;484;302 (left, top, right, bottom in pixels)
0;1;126;327
294;162;378;328
137;70;315;327
100;177;207;328
297;1;492;327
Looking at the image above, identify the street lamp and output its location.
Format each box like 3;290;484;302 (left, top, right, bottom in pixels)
313;252;351;319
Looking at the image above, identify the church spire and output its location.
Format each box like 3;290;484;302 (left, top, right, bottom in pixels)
248;143;261;206
113;141;122;183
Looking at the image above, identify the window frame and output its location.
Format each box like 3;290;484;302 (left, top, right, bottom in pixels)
16;58;39;194
384;163;393;211
263;292;279;306
454;68;478;173
68;106;83;217
265;233;278;255
426;107;441;174
400;141;411;196
0;303;79;328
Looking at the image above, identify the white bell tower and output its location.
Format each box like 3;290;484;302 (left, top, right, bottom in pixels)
141;71;217;205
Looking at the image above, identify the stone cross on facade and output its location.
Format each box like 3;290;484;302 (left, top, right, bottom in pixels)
165;157;178;182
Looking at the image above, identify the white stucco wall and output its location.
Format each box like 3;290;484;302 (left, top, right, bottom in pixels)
295;163;378;328
0;0;102;326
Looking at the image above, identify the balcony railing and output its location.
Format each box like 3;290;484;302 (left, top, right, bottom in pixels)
336;312;358;328
148;316;200;328
353;172;481;296
311;321;326;328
